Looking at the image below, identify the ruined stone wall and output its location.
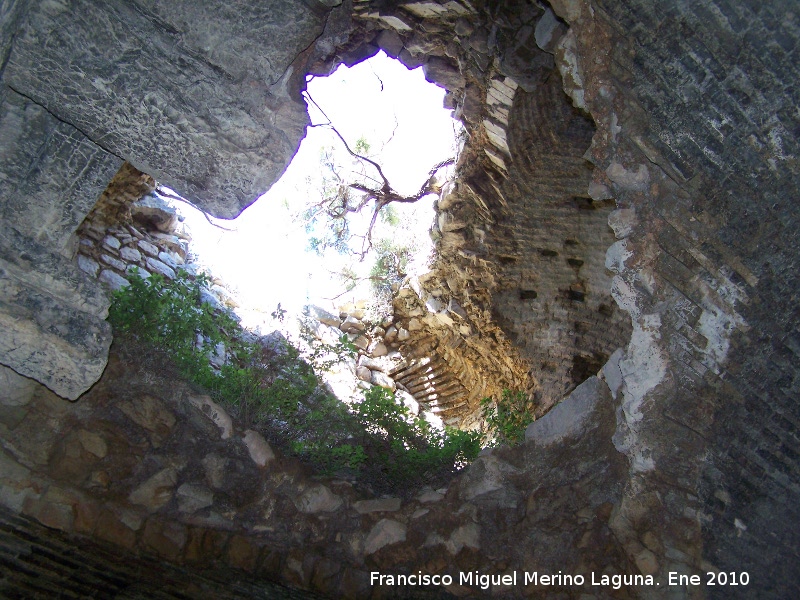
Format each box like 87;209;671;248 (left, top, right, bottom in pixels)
0;340;630;599
0;0;799;598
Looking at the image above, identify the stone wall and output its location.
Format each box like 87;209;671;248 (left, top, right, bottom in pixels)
0;339;628;599
0;0;799;598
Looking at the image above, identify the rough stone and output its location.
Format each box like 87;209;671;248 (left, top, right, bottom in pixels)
100;254;126;271
145;257;175;279
176;483;214;514
356;366;372;382
102;235;121;250
137;240;159;257
376;29;403;58
364;519;406;555
0;365;37;407
0;88;122;253
118;395;176;446
131;194;178;233
189;395;233;440
339;316;365;333
0;223;112;400
77;255;100;277
118;246;142;262
242;429;275;467
3;0;331;218
295;485;342;514
370;371;396;391
99;269;129;290
128;467;178;511
525;377;605;445
423;57;466;91
369;342;388;357
352;498;402;514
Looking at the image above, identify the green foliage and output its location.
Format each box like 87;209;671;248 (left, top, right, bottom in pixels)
481;389;537;446
354;135;371;155
108;270;482;493
108;269;316;423
351;387;483;488
368;237;414;308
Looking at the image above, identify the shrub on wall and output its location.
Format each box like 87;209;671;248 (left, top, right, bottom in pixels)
481;388;537;446
108;270;482;492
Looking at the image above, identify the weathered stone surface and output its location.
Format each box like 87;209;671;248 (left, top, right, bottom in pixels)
118;395;176;446
188;395;233;440
98;269;129;290
369;341;388;357
137;239;159;257
0;87;122;253
0;223;112;400
525;376;605;446
128;467;178;511
176;483;214;514
370;371;396;391
145;257;175;279
423;56;466;91
355;366;372;382
242;429;275;467
0;364;37;407
2;0;334;218
306;305;341;327
118;246;141;263
352;497;401;514
364;519;406;555
295;485;342;514
339;316;365;333
131;194;178;233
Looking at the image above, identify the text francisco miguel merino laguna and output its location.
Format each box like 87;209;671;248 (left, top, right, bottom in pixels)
373;571;659;591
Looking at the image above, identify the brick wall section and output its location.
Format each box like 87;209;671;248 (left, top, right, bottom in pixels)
492;74;632;409
586;0;800;595
0;506;323;600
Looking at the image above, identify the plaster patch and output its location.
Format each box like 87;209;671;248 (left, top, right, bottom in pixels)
605;239;632;274
606;162;650;191
556;30;586;110
613;314;668;472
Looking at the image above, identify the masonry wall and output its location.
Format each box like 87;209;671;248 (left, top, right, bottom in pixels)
0;0;798;598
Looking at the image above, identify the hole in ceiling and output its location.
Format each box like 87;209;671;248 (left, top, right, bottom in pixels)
169;51;462;332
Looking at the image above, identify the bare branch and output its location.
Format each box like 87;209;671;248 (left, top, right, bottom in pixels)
302;89;457;260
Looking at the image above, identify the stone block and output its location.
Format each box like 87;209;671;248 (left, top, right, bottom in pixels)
3;0;328;218
99;269;129;290
137;239;159;256
0;223;112;399
371;371;396;391
242;429;275;467
145;257;175;279
364;519;406;555
0;88;122;253
423;56;466;91
352;497;402;514
177;483;214;514
77;255;100;277
189;395;233;439
525;376;604;446
128;467;178;511
142;517;187;561
119;246;142;262
295;485;342;513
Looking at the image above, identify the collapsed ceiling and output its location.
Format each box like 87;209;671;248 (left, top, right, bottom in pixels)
0;0;798;598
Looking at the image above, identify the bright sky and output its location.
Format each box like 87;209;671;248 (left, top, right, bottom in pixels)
172;52;460;332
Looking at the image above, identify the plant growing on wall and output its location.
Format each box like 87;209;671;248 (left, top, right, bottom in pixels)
108;270;482;493
481;389;537;446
